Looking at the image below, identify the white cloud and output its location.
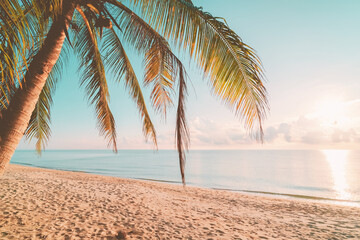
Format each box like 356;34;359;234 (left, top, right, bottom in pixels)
179;115;360;149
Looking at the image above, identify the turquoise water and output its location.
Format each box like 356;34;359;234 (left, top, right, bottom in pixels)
11;150;360;204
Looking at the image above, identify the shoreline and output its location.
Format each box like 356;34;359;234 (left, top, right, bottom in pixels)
1;164;360;239
138;178;360;207
12;162;360;207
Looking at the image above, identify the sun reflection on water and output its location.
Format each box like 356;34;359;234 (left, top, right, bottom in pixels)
322;150;351;200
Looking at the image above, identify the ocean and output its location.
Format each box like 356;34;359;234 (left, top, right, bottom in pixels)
11;149;360;205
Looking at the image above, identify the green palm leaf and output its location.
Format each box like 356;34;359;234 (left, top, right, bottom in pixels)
102;28;157;146
133;0;268;138
175;65;189;185
107;1;195;183
109;1;180;116
75;8;117;151
25;73;56;153
0;0;29;87
0;81;13;110
24;42;67;153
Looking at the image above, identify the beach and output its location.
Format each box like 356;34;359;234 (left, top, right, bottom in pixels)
1;164;359;239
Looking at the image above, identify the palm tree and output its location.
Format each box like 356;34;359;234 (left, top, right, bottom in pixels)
0;0;268;184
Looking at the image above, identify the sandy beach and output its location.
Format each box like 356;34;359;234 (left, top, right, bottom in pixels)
0;164;359;239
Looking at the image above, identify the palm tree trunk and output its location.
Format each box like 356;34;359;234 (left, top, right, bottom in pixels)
0;0;76;175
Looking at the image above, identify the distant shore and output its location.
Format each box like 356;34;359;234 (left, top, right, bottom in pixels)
1;164;359;239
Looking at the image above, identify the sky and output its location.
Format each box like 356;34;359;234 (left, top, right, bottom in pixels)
19;0;360;150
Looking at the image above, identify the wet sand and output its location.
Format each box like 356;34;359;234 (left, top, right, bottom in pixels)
1;164;359;239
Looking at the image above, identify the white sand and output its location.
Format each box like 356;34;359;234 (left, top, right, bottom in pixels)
0;164;359;239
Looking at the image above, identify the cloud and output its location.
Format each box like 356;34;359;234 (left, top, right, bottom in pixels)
279;123;292;142
264;126;279;142
187;117;254;147
263;123;292;143
331;129;357;143
184;114;360;149
301;131;326;144
114;114;359;150
346;99;360;106
273;116;360;146
197;134;212;144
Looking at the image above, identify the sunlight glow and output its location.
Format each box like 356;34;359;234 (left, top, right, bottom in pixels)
314;99;347;127
323;150;351;200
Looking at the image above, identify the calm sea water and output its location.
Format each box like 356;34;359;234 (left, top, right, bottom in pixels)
11;150;360;205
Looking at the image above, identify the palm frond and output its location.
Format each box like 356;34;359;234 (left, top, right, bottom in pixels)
133;0;268;138
0;0;40;110
175;65;189;185
108;1;180;116
25;73;56;153
24;40;69;153
107;1;192;182
0;0;31;87
0;81;14;110
75;8;117;151
143;41;175;116
102;28;157;146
